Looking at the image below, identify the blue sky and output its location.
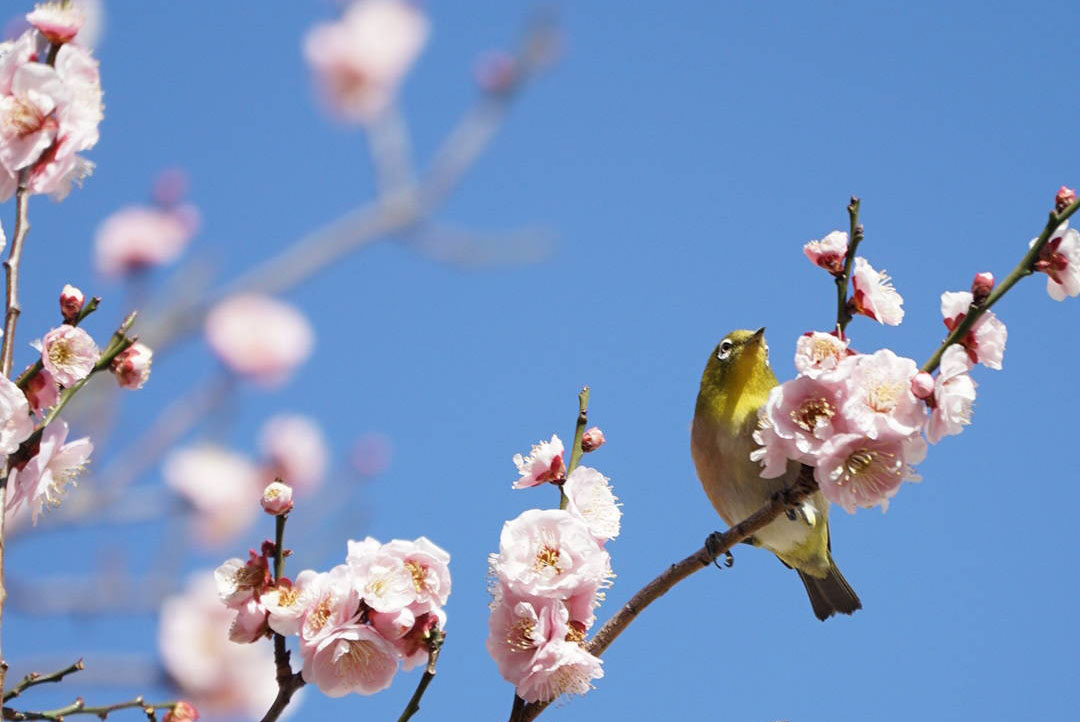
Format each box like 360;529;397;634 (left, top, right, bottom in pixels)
3;1;1079;721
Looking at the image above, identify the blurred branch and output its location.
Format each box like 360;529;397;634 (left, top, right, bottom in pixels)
3;695;179;721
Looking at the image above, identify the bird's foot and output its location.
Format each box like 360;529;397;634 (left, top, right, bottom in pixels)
704;532;735;570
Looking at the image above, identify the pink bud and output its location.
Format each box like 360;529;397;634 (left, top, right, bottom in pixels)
971;271;994;302
163;702;200;722
261;481;294;516
110;343;153;390
580;427;606;453
1056;185;1077;211
911;371;935;400
23;367;58;413
59;284;84;321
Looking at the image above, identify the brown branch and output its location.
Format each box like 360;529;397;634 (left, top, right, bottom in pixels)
516;466;818;722
395;629;445;722
3;695;178;721
259;511;305;722
2;660;83;703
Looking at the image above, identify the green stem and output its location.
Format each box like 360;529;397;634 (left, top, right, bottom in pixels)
273;513;286;582
559;387;590;510
834;196;864;338
4;697;179;721
920;195;1080;373
2;660;83;703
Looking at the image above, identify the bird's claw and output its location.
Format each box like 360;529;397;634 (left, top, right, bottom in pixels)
704;532;735;570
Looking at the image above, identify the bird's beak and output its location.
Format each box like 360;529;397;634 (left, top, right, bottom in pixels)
749;327;766;345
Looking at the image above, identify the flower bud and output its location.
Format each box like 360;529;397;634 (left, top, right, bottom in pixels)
59;284;84;322
580;427;606;453
910;371;935;400
970;271;994;302
110;342;153;390
23;368;58;413
26;2;85;45
1056;185;1077;211
162;701;199;722
261;481;294;516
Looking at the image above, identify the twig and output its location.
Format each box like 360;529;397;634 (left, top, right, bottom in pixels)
516;466;819;722
2;660;83;703
558;387;590;510
395;629;445;722
834;195;864;338
259;514;305;722
920;194;1080;373
3;696;178;721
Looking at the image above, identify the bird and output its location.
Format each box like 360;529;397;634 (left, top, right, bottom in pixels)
690;327;861;621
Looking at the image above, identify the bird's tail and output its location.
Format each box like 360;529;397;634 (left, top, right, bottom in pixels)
797;557;862;621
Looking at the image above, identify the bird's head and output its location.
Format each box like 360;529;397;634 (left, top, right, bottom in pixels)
699;328;777;411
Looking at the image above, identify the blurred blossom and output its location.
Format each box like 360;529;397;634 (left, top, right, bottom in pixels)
110;342;153;390
26;2;85;45
161;701;199;722
94;204;198;277
0;30;102;200
204;294;314;386
6;419;91;524
474;50;517;94
152;167;190;207
163;445;260;546
303;0;429;123
259;414;328;494
159;574;297;720
351;432;392;477
40;324;97;386
851;257;904;325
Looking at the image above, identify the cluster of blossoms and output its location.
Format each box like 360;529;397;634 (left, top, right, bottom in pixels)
214;485;451;698
751;232;1015;513
487;428;619;704
4;284;151;523
0;2;102;200
163;413;328;546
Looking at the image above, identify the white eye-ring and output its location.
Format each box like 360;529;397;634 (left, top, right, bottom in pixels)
717;339;734;360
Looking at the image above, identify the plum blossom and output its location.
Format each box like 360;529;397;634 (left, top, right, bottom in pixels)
348;543;415;613
263;572;318;637
205;294;314;386
304;0;429;123
110;341;152;389
562;466;621;543
163;445;261;546
301;623;399;697
159;575;297;720
229;597;270;643
841;349;926;438
815;430;926;513
23;367;58;413
926;345;977;444
94;205;198;276
40;324;97;386
490;509;612;599
971;271;994;302
259;414;328;493
26;2;85;45
214;552;269;608
940;291;1007;369
851;257;904;325
486;584;603;703
1031;222;1080;301
794;331;852;378
6;420;91;523
803;231;848;274
378;537;452;612
512;434;565;489
59;283;83;320
261;480;294;516
910;371;934;400
752;374;852;477
0;377;34;453
298;565;362;650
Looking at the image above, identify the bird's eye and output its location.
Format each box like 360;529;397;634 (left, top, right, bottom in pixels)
717;339;734;360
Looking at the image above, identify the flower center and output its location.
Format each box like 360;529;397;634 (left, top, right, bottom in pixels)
306;597;333;634
508;618;536;651
533;544;563;575
790;397;835;431
866;379;904;412
405;560;427;593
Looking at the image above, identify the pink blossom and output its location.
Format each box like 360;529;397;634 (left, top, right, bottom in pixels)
490;509;612;599
94;205;197;276
59;283;83;320
263;573;316;637
259;414;328;494
23;367;57;413
851;257;905;325
303;0;429;123
110;342;152;390
512;434;565;489
0;62;66;174
26;3;85;45
1032;222;1080;301
228;596;270;643
562;466;621;542
580;427;605;452
803;231;848;274
370;605;415;641
794;331;852;378
214;552;269;608
752;374;852;475
940;291;1007;369
261;480;294;515
205;294;314;386
378;536;452;611
0;376;33;454
347;543;415;613
298;565;361;650
841;349;926;438
486;584;602;704
301;623;399;697
162;445;260;547
40;324;97;386
6;420;91;524
926;345;977;444
815;430;926;513
394;609;444;671
159;575;296;720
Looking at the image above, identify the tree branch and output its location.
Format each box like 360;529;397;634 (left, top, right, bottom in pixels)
2;660;83;703
395;629;445;722
3;695;179;721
